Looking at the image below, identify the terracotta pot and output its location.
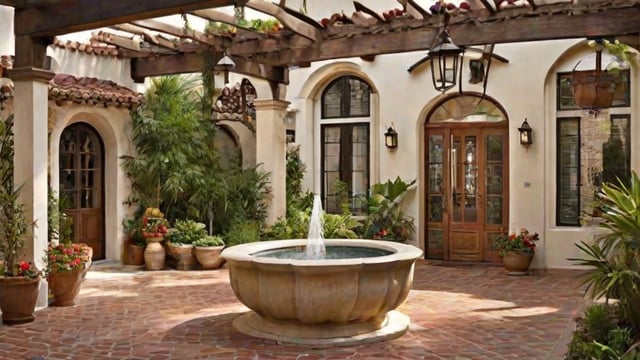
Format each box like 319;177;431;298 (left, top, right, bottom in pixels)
166;242;197;270
125;243;145;266
194;246;225;270
0;276;40;325
48;267;86;306
571;70;616;109
502;251;534;276
144;237;165;270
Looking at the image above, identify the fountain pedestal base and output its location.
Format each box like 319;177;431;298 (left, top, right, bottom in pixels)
233;310;410;346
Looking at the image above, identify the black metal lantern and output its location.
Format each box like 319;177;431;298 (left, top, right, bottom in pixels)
429;29;464;92
384;127;398;149
518;118;533;146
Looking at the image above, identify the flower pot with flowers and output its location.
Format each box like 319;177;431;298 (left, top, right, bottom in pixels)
141;207;169;270
494;228;540;275
45;241;92;306
0;113;41;325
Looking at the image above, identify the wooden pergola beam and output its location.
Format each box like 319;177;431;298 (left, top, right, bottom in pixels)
188;8;264;39
131;52;289;84
13;0;236;36
110;24;178;50
243;6;640;65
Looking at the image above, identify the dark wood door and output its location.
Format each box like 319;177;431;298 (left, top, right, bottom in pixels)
59;123;105;260
425;126;508;262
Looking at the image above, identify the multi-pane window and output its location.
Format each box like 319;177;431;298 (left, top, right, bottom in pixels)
321;124;369;215
320;76;371;215
322;76;371;118
556;71;632;225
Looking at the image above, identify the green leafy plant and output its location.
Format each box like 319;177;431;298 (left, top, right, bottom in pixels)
494;229;540;256
193;235;225;247
225;221;261;247
362;177;416;242
0;113;36;278
167;219;207;245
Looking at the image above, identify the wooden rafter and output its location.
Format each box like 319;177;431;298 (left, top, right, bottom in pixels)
245;0;322;41
111;24;177;50
129;19;219;47
188;8;264;40
398;0;430;20
131;52;288;84
13;0;236;36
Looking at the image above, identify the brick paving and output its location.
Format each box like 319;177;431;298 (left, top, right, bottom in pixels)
0;261;587;360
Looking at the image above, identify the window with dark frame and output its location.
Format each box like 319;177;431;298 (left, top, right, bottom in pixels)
555;115;631;226
321;124;369;215
321;76;371;119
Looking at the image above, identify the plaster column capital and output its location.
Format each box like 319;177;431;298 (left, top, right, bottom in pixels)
7;67;54;84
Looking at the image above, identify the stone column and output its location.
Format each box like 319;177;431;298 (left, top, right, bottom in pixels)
9;67;53;309
254;99;289;225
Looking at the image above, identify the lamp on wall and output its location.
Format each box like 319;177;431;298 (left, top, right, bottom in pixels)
518;118;533;146
429;29;464;92
384;126;398;149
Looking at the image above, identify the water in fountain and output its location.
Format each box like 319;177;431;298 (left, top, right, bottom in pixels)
304;195;326;259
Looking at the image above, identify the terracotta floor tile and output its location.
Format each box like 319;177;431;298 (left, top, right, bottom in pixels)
0;261;586;359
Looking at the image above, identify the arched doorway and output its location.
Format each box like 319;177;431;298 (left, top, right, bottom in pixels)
59;123;105;260
424;94;508;262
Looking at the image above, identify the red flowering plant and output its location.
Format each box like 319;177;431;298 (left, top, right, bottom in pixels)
494;228;540;256
141;207;169;239
44;242;92;275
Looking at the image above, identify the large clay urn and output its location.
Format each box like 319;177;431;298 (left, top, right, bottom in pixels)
193;245;225;270
144;237;165;270
502;251;534;275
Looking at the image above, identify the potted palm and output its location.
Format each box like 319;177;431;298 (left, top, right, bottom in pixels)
0;112;41;325
193;235;225;270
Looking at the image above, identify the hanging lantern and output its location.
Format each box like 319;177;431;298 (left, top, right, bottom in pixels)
429;29;464;92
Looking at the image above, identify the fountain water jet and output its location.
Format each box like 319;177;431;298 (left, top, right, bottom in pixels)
304;195;325;259
222;195;422;346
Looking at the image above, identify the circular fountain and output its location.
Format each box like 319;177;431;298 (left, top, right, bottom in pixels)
222;195;422;345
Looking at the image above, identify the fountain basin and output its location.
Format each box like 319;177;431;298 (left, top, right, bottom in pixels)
222;239;423;344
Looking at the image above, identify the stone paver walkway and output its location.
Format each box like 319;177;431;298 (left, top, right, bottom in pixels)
0;261;586;359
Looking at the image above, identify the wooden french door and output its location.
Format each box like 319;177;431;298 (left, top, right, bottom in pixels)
425;125;508;262
59;123;105;260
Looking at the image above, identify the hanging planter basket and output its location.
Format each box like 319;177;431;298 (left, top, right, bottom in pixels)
571;69;616;109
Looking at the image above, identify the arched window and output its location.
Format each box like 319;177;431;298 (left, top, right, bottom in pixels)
320;76;372;215
321;76;371;119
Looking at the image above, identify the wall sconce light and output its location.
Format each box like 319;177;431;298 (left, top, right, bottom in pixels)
384;127;398;149
518;118;533;146
429;29;464;92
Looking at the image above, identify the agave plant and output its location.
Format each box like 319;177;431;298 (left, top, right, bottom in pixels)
569;171;640;333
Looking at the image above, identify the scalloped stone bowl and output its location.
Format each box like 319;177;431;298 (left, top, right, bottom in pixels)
221;239;423;345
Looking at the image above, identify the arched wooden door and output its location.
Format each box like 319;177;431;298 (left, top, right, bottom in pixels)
59;123;105;260
424;94;509;262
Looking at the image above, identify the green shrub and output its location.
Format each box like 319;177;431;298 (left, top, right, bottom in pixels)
225;221;261;247
167;219;207;245
193;235;224;247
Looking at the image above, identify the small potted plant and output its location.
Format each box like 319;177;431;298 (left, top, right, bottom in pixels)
193;235;225;270
166;219;206;270
122;217;145;266
141;207;169;270
0;112;41;324
494;228;540;275
44;241;92;306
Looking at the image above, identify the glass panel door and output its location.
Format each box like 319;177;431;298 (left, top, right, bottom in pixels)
426;130;447;259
